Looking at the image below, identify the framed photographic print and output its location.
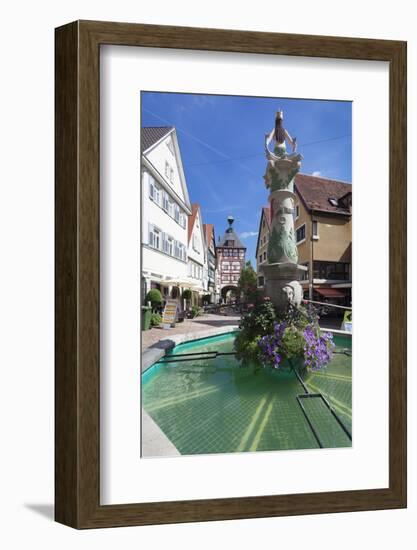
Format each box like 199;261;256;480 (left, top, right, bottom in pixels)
55;20;406;528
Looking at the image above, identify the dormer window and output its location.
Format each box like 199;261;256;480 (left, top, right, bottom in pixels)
338;193;352;210
329;198;339;207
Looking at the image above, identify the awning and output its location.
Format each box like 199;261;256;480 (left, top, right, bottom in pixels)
163;278;199;288
315;288;347;298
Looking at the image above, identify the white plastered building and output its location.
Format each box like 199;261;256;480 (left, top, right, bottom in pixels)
187;204;209;305
141;126;194;307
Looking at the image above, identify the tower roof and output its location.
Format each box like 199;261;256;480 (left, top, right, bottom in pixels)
217;216;246;249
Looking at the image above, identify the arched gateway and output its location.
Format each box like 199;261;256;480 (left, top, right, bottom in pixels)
221;285;238;303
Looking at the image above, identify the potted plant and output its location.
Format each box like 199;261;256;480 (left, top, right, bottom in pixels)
235;298;334;375
182;288;192;312
145;288;163;313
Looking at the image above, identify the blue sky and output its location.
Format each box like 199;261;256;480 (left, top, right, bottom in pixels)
141;92;352;266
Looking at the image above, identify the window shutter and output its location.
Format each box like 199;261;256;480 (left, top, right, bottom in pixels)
148;175;154;200
148;223;154;247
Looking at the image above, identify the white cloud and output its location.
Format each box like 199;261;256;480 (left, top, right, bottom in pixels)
240;231;258;239
312;171;322;177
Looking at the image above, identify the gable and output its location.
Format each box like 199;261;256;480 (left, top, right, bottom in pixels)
143;129;191;210
188;208;207;263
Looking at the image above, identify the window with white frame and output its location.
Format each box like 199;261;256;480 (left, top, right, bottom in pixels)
296;224;306;243
164;161;174;184
192;233;200;252
164;234;174;256
295;203;300;219
148;180;187;229
148;174;161;205
148;224;161;250
162;191;169;212
173;240;180;259
179;243;187;261
312;220;319;239
174;204;180;223
168;199;174;218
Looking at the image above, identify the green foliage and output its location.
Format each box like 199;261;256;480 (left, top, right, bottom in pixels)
145;289;163;311
280;325;305;358
234;299;276;363
182;288;192;301
257;302;334;371
191;305;201;318
237;261;259;304
235;299;332;371
283;303;316;329
149;313;162;327
239;299;276;339
234;332;262;364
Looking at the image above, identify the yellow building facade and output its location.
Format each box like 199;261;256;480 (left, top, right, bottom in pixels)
294;174;352;304
255;174;352;306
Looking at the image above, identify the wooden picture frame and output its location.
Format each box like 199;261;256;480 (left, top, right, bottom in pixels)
55;20;407;528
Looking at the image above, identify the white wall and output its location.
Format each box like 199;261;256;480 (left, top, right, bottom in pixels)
0;1;415;549
146;134;188;206
188;209;205;265
142;170;188;280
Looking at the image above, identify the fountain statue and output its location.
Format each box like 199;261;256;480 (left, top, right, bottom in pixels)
262;110;307;311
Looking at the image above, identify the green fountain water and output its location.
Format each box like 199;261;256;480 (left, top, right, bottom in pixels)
142;332;351;456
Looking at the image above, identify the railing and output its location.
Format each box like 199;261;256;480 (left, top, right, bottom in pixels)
303;299;352;311
203;303;242;314
290;360;352;447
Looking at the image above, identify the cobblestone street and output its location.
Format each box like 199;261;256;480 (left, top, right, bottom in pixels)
141;313;240;351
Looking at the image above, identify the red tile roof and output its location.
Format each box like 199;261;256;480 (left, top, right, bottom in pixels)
295;173;352;215
204;223;214;245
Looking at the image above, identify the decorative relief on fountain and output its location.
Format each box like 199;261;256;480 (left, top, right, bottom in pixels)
261;110;307;312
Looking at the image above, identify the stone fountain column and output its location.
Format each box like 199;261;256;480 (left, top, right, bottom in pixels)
262;140;307;313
